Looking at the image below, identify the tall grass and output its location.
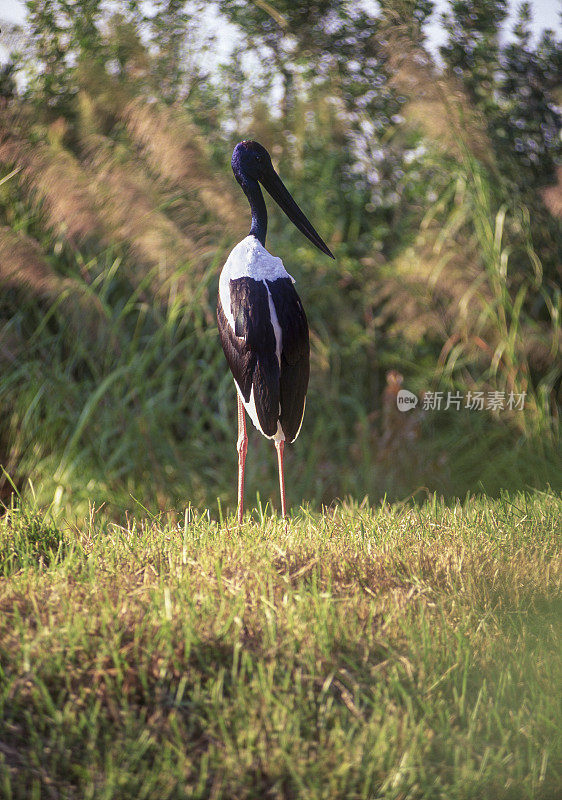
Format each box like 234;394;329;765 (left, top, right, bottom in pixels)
123;98;245;233
0;248;232;517
0;54;560;514
373;32;561;442
426;151;561;439
1;236;559;519
0;110;102;243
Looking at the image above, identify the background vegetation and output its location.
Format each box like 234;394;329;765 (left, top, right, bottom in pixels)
0;4;561;797
0;0;561;517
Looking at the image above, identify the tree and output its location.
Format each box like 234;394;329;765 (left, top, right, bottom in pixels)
217;0;434;245
440;0;561;195
499;3;562;188
0;63;16;107
440;0;507;115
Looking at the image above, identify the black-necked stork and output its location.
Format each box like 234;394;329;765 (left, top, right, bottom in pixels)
217;140;334;523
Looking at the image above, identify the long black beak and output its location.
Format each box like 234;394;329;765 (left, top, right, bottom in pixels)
260;168;335;259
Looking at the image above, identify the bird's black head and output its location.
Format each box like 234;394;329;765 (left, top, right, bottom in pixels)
231;140;274;183
231;139;334;259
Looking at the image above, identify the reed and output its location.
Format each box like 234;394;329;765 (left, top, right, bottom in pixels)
81;135;205;286
123;98;245;233
0;110;102;243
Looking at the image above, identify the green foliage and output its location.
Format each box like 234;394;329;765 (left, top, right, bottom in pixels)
0;249;234;516
0;0;560;515
0;63;16;104
500;4;562;188
0;502;64;574
424;149;561;437
440;0;562;197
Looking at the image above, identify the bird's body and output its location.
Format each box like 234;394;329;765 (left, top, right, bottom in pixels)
217;140;333;522
217;235;309;443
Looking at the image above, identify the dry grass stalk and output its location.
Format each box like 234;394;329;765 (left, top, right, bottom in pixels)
0;226;68;296
0;226;107;344
541;166;562;221
0;110;102;242
375;228;486;345
84;142;204;285
123;98;245;234
0;106;213;300
381;27;492;163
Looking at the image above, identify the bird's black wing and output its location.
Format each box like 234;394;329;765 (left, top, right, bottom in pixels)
266;277;309;443
217;277;279;437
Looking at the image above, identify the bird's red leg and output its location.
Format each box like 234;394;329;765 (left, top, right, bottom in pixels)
275;440;287;520
237;394;248;524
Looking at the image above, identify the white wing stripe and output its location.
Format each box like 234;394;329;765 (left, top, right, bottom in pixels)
264;280;282;366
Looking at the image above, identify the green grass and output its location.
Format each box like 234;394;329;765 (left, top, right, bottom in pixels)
1;491;560;799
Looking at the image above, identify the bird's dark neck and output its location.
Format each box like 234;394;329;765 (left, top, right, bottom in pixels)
238;175;267;246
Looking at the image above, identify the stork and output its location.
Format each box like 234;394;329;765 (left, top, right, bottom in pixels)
217;140;334;523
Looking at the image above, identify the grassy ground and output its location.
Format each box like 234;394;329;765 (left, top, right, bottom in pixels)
0;491;561;799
